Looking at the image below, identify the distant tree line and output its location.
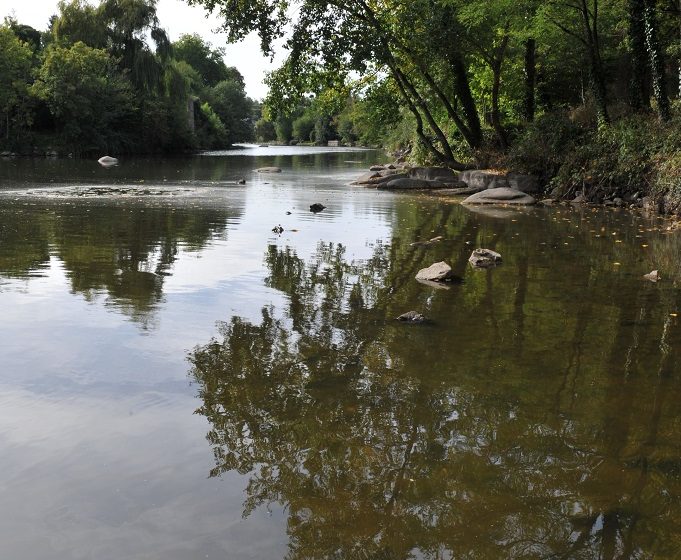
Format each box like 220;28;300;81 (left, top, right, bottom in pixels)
0;0;256;155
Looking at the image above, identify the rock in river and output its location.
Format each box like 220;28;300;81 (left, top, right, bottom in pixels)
415;261;459;282
256;167;282;173
310;203;326;213
644;270;660;282
397;311;427;323
97;155;118;167
462;187;536;206
469;249;502;268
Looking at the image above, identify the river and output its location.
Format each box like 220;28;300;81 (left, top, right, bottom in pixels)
1;145;681;559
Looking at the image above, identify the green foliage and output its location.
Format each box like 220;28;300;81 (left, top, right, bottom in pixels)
172;34;231;87
508;113;584;179
195;102;228;148
1;0;255;154
31;42;135;153
255;118;276;142
0;25;33;142
537;115;681;200
204;78;254;143
292;113;315;143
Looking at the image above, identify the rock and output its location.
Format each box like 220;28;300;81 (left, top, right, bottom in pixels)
539;198;555;205
237;178;246;185
98;155;118;167
369;165;385;171
396;311;427;323
644;270;660;282
506;172;540;194
310;203;326;213
571;194;588;204
459;170;509;190
272;225;284;234
381;178;434;190
286;211;292;215
613;197;624;207
462;187;536;206
410;236;444;248
415;261;459;282
256;167;282;173
409;167;458;182
469;249;502;268
359;172;410;186
436;185;486;197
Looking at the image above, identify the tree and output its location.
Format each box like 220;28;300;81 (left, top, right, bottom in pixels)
31;42;135;152
0;25;33;143
205;76;254;143
172;33;230;87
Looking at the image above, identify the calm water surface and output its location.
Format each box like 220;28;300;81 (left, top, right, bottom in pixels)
2;146;681;559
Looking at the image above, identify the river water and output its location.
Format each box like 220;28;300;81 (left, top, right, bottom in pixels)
1;145;681;559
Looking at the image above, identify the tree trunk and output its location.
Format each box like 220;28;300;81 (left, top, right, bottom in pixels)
628;0;648;110
523;38;536;122
581;0;610;124
491;33;510;148
391;70;447;165
644;0;671;120
395;67;462;167
449;53;483;148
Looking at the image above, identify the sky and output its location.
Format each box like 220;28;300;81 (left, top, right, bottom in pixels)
1;0;285;100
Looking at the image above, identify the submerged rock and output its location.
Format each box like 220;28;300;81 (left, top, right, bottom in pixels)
469;249;502;268
256;167;282;173
272;224;284;234
415;261;459;282
310;203;326;213
396;311;427;323
462;187;536;206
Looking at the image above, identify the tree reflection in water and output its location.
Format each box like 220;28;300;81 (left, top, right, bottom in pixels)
189;217;681;559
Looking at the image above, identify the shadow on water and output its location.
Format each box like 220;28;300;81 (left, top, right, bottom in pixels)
188;203;681;559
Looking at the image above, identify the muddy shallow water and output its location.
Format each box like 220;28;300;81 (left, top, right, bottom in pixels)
2;146;681;559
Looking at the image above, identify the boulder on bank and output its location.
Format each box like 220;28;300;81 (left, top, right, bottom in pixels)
355;172;409;186
415;261;459;282
436;185;487;197
409;167;458;182
380;178;442;190
256;167;282;173
506;172;540;194
462;187;536;205
459;170;508;190
459;170;541;194
469;249;502;268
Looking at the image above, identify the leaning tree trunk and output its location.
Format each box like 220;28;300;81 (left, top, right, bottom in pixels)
523;38;537;122
644;0;671;120
628;0;649;110
449;53;483;148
